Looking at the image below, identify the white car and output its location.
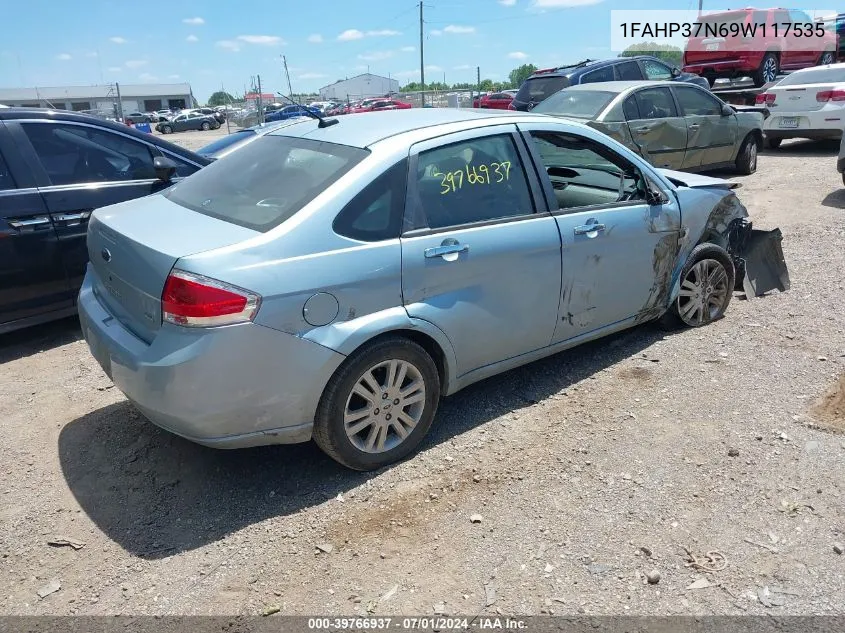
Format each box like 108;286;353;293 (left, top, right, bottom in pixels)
761;63;845;148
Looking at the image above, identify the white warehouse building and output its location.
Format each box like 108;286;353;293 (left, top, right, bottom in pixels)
0;83;194;114
319;74;400;101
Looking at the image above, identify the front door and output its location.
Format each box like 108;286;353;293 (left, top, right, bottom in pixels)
517;125;682;343
672;85;737;168
625;86;688;169
400;126;562;378
0;129;70;327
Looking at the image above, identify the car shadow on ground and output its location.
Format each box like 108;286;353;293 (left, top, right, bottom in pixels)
760;138;840;157
0;316;81;365
821;188;845;209
58;323;667;559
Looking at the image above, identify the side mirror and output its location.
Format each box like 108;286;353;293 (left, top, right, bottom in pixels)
671;67;681;78
153;156;178;182
721;104;734;116
645;183;668;206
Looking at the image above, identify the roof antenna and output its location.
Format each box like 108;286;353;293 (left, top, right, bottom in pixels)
275;92;338;128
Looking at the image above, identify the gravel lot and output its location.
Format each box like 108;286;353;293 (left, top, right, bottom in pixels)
1;131;844;617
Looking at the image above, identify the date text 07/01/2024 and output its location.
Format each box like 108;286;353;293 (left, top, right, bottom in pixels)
619;21;827;39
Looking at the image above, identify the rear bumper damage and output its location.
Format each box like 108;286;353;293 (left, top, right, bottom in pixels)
727;218;791;297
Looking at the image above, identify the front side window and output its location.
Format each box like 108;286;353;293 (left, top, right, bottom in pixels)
580;66;614;84
528;131;646;211
674;86;722;116
164;135;369;232
616;61;644;80
642;59;672;81
633;87;678;119
21;122;156;185
414;134;534;230
333;160;407;241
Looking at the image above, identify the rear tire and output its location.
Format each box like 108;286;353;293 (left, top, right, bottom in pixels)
735;134;759;175
162;125;172;134
658;243;735;330
766;137;782;149
313;336;441;471
819;50;836;66
753;52;779;87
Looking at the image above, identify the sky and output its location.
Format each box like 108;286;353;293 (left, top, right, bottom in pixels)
2;0;740;103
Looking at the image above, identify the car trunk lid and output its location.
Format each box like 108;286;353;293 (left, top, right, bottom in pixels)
769;82;844;113
87;193;259;344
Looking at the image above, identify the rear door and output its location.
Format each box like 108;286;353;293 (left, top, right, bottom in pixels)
401;125;562;377
0;122;71;327
626;86;688;169
9;119;203;296
614;60;645;80
518;125;682;341
671;84;737;168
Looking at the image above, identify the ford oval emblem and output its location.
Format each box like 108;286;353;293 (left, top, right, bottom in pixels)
101;248;112;263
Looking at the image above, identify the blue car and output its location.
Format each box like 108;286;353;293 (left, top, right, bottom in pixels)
264;104;320;122
78;109;788;470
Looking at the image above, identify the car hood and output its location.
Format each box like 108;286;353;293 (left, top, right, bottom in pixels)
657;168;740;190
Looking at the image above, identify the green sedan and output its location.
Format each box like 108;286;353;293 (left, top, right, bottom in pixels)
533;80;764;174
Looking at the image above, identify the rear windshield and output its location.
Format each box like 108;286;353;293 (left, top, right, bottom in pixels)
516;75;570;105
196;130;255;157
695;10;760;27
533;90;616;118
164;135;369;232
777;66;845;85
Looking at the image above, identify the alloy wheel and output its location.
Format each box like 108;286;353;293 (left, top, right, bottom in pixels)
762;57;778;83
343;359;427;453
821;52;835;65
747;140;757;172
676;259;730;326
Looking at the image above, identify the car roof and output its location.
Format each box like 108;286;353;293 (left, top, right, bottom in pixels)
267;108;567;149
528;56;667;79
561;80;681;94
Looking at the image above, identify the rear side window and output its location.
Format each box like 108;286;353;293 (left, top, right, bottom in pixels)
623;95;641;120
0;151;15;190
533;90;616;118
516;76;569;105
164;135;368;232
615;61;643;80
580;66;614;84
633;87;678;119
333;160;407;241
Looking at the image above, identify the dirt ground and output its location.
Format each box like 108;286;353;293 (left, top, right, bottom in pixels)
1;133;844;617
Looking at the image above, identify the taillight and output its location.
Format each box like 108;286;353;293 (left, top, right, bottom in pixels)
817;89;845;102
755;92;776;105
161;269;260;328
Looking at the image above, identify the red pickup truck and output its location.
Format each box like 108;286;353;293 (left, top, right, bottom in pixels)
682;8;839;87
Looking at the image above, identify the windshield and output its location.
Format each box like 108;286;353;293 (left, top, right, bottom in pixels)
533;90;616;118
515;76;569;105
196;130;255;157
164;135;369;232
777;66;845;85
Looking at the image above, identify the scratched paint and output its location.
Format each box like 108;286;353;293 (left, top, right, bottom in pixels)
635;232;681;324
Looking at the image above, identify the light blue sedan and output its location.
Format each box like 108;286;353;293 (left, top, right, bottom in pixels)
78;109;789;470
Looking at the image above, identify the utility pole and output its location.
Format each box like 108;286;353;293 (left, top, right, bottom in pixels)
698;0;702;16
476;66;481;97
115;82;124;122
419;1;425;107
282;55;294;102
257;74;264;124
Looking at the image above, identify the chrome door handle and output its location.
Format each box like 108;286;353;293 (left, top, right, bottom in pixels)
574;223;606;235
688;124;700;130
634;126;653;133
53;211;91;223
424;243;470;258
8;216;51;229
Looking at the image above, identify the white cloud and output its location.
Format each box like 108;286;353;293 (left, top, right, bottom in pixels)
237;35;284;46
109;36;127;44
125;59;148;68
308;34;323;43
499;0;517;4
216;40;241;52
337;28;401;41
533;0;602;6
56;53;72;61
138;73;158;82
508;51;529;60
168;74;181;79
186;34;199;43
358;50;394;62
85;51;98;58
430;30;442;36
299;72;327;79
453;64;472;70
401;45;415;52
354;64;368;71
443;25;476;34
107;66;122;72
182;17;205;25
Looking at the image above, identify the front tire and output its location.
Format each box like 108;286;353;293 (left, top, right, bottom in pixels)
313;337;441;471
753;52;779;87
659;243;735;330
735;134;759;175
201;121;211;131
162;125;172;134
